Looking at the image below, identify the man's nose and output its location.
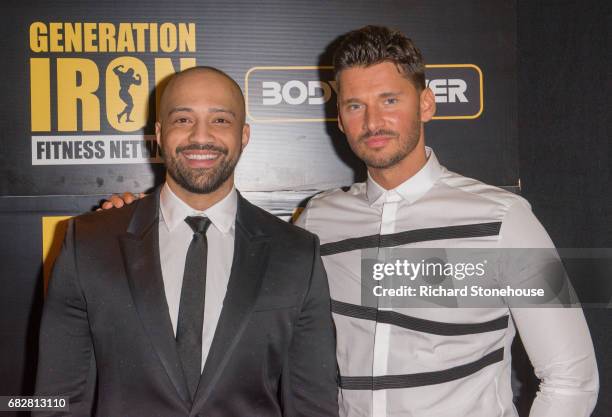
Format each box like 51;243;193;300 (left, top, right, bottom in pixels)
364;106;384;133
189;121;212;143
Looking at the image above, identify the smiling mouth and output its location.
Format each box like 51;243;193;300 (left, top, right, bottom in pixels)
179;150;224;168
183;153;220;160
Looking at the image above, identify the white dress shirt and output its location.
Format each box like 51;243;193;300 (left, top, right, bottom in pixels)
158;183;236;371
295;147;598;417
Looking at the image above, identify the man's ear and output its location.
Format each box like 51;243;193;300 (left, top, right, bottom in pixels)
419;87;436;122
155;121;162;146
337;108;345;133
241;123;251;150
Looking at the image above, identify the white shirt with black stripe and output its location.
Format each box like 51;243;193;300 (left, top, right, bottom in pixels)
295;147;598;417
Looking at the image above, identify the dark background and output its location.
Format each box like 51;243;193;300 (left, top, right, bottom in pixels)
516;0;610;415
0;0;610;415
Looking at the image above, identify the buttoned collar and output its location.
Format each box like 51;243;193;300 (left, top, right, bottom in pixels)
160;182;237;234
366;147;444;206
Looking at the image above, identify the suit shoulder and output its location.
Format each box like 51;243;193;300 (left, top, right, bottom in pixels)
71;198;141;237
241;199;318;244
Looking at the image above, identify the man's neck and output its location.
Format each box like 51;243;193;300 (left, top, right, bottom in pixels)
368;143;428;190
166;176;234;211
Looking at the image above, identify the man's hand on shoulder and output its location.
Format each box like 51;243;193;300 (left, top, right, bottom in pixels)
98;192;144;211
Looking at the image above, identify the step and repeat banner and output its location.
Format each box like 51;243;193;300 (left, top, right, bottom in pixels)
0;0;518;408
2;0;517;200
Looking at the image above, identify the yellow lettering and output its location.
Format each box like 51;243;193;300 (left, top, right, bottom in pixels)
159;23;177;52
57;58;100;131
178;23;196;52
98;23;116;52
30;22;48;52
29;22;198;54
149;23;158;52
49;23;63;52
64;23;82;53
83;23;97;52
132;23;148;52
30;58;51;131
117;23;136;53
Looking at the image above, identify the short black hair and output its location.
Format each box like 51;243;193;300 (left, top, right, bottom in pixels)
333;25;426;90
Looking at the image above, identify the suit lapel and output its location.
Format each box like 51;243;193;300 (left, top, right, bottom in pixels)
191;193;270;413
119;188;192;407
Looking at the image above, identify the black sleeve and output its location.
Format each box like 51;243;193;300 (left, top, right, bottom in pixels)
34;220;96;417
283;235;339;417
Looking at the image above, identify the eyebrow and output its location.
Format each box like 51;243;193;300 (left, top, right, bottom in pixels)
341;91;402;104
379;91;401;98
166;106;237;118
167;106;194;116
208;107;237;118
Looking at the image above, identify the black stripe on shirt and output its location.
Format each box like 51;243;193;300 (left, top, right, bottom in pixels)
340;347;504;390
320;222;502;256
331;299;509;335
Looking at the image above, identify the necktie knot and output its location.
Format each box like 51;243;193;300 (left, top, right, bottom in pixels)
185;216;212;235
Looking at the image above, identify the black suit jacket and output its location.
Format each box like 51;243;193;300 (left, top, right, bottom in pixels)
35;190;339;417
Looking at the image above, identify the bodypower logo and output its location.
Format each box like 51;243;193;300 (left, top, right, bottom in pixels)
29;22;198;165
245;65;483;122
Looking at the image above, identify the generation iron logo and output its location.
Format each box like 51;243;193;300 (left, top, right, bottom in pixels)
245;64;484;122
29;22;198;165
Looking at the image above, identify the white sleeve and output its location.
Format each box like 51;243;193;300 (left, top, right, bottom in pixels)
499;200;599;417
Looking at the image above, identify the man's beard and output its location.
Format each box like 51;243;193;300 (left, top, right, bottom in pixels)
354;118;421;170
164;143;240;194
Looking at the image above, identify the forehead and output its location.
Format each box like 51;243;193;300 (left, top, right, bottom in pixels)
162;71;242;112
338;62;415;97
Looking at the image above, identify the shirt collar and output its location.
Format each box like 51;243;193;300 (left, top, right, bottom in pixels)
160;182;237;234
366;147;444;206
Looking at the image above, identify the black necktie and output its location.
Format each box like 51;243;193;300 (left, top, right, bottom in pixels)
177;216;211;399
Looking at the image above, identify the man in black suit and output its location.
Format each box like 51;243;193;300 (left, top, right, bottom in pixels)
35;66;339;417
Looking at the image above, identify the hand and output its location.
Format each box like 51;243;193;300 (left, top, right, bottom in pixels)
98;192;144;210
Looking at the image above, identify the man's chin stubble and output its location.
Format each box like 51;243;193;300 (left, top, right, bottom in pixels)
359;145;411;170
166;156;237;194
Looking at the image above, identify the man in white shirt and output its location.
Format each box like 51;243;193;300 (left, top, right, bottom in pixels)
293;25;599;417
35;67;339;417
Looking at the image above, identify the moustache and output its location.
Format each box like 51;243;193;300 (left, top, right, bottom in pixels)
358;129;399;142
176;143;229;155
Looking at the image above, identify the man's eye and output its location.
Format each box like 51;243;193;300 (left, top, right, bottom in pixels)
214;118;229;124
174;117;190;124
384;97;398;104
347;103;362;111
